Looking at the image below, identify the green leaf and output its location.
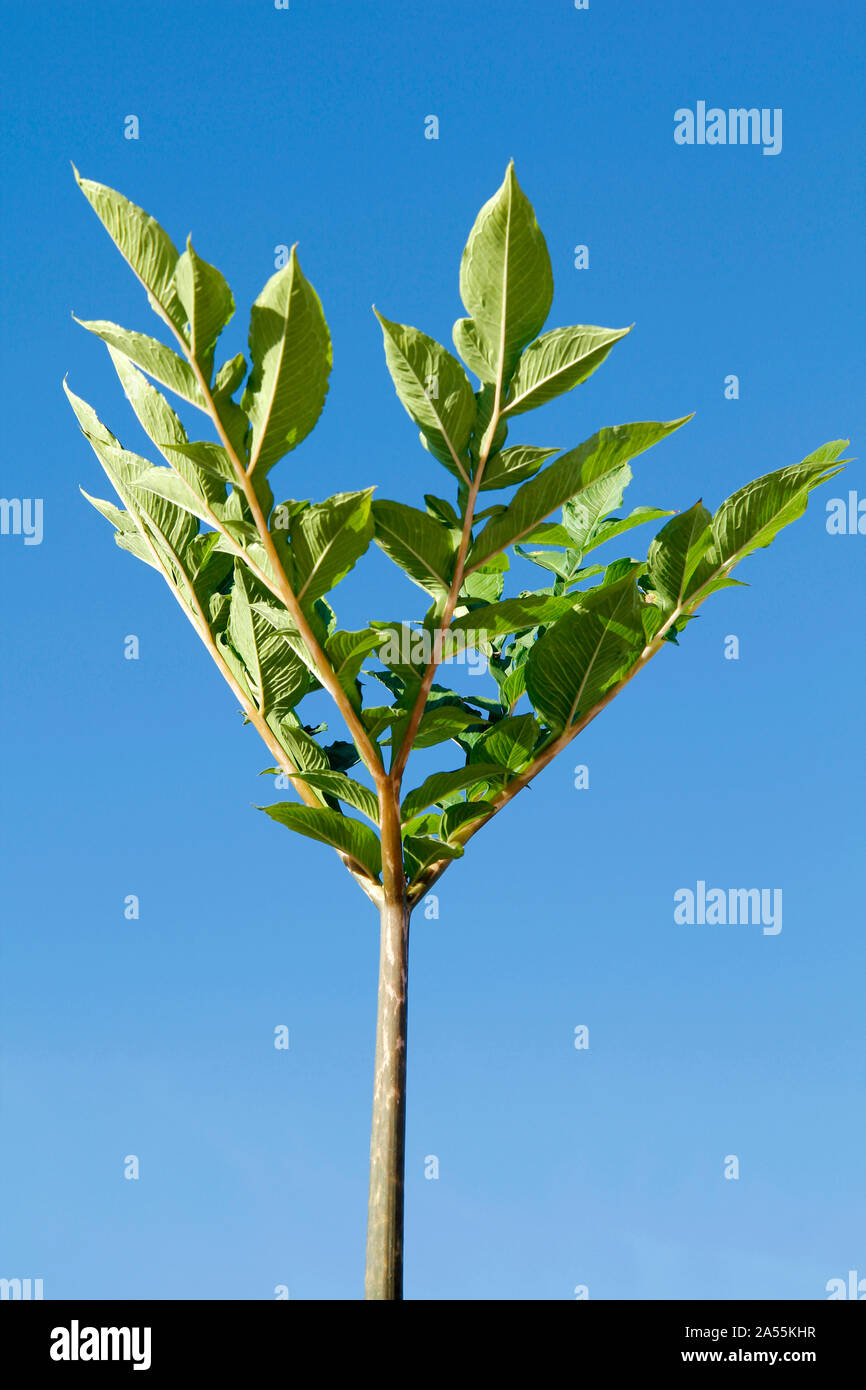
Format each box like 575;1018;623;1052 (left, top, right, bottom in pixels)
249;599;319;676
105;352;227;511
474;503;508;522
439;801;494;840
459;552;509;604
80;488;131;534
298;771;380;824
410;704;486;749
73;319;204;408
513;545;574;580
324;739;360;773
213;353;247;398
430;684;504;716
278;579;326;637
451;593;574;640
488;639;533;712
228;564;313;715
80;487;161;570
603;557;644;585
374;311;475;479
645;501;713;611
218;517;261;550
272;497;312;531
468;713;541;773
65;383;197;565
469;417;691;569
518;521;572;546
479;444;559;492
581;505;674;554
401;763;507;821
452;317;495;384
470;384;508;463
186;531;233;607
372;499;456;596
161;439;236;483
424;494;461;526
216;398;251;461
403;835;463;877
107;347;186;457
116;531;164;568
260;803;381;879
689;446;849;596
173;237;234;369
276;718;330;773
287;489;374;606
243;246;331;473
360;705;405;743
401;812;442;839
561;465;633;550
325;627;384;712
798;439;851;467
526;574;646;732
133;463;215;525
73;167;187;334
503;324;631;417
458;162;553;385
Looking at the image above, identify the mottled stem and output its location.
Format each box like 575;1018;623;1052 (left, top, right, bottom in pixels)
364;785;410;1299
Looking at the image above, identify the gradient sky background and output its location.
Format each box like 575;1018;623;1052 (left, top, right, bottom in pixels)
2;0;864;1300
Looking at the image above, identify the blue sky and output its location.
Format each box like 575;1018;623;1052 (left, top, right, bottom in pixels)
1;0;864;1300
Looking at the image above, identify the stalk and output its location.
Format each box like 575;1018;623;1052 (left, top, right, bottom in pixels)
364;784;410;1299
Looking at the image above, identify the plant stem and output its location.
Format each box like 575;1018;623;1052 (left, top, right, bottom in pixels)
390;406;500;781
364;785;410;1299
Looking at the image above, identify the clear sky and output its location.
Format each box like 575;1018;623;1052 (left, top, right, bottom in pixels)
1;0;864;1300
